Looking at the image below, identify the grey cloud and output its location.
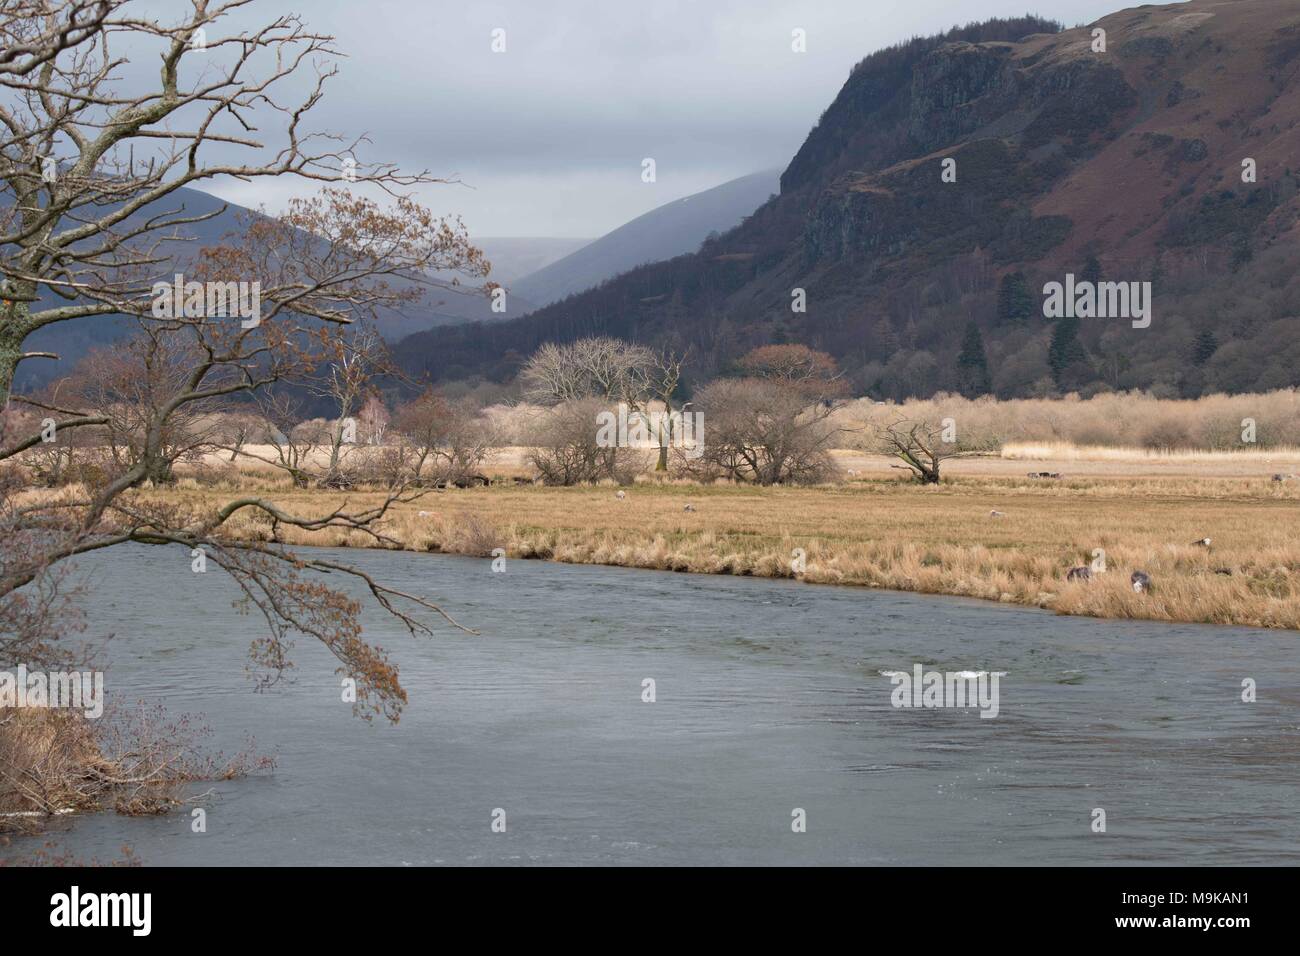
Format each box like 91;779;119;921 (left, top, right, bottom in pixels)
139;0;1154;235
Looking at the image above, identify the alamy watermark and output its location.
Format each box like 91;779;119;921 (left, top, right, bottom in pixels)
151;273;262;329
0;664;104;718
885;664;1001;719
596;402;704;459
1043;273;1151;329
50;886;150;936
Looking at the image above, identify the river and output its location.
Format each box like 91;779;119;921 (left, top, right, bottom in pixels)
6;544;1297;865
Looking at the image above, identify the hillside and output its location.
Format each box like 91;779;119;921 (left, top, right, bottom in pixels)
14;184;242;391
472;237;592;288
12;190;562;389
511;170;781;309
396;0;1300;399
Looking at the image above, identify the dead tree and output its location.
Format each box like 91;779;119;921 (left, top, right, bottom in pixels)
519;337;688;471
0;0;489;408
1;2;491;722
877;420;964;485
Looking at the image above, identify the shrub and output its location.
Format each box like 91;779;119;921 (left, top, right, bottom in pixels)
528;399;640;486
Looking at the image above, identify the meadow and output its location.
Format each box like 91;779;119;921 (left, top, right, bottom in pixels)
87;441;1300;632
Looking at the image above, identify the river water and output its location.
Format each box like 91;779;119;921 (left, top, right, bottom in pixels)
6;544;1297;865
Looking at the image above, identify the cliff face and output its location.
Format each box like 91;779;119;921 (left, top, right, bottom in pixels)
803;139;1074;264
908;41;1020;149
401;1;1300;401
779;16;1059;197
805;29;1141;266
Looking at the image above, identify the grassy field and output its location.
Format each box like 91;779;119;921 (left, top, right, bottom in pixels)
116;447;1300;632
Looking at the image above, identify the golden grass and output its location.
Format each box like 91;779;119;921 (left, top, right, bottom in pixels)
0;711;107;831
0;704;270;836
828;389;1300;450
1001;440;1300;462
116;456;1300;632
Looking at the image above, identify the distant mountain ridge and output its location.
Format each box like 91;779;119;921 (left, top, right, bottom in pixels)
396;0;1300;400
474;237;592;287
511;170;781;309
14;184;244;391
11;190;574;389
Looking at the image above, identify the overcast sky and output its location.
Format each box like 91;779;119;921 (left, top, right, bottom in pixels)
190;0;1169;239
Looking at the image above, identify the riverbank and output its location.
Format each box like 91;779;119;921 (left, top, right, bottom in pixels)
6;543;1297;866
101;458;1300;631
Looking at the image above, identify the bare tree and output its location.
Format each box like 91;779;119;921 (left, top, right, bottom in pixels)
212;406;260;462
0;3;492;721
520;338;656;406
520;337;687;471
0;0;488;404
357;392;389;446
391;390;492;487
311;326;390;485
68;328;219;484
737;344;848;399
876;419;986;484
529;398;638;486
242;388;316;488
642;349;687;472
677;345;850;485
6;386;100;485
686;377;843;485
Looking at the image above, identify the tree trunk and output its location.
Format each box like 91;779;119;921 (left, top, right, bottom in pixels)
0;314;26;413
654;402;672;472
140;454;175;486
0;281;38;412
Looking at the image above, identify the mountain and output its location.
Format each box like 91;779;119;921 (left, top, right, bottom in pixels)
380;236;595;341
11;189;555;390
511;170;781;309
474;237;592;287
14;185;247;391
396;0;1300;400
403;236;592;337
